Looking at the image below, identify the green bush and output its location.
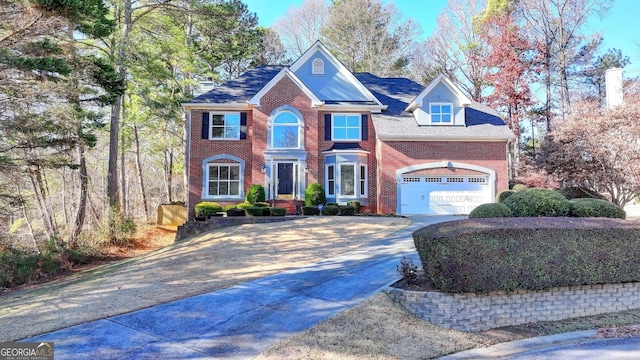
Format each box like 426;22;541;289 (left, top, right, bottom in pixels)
570;198;626;219
327;202;338;206
245;184;266;204
194;202;223;217
236;203;254;210
223;204;237;211
557;186;605;200
304;183;326;206
413;217;640;294
244;207;263;216
321;204;339;215
347;201;361;213
468;203;512;218
269;207;287;216
339;205;356;216
302;206;320;215
503;188;571;217
496;190;515;203
253;201;271;208
511;184;528;192
226;208;246;217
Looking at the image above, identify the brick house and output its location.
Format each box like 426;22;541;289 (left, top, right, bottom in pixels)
182;41;514;218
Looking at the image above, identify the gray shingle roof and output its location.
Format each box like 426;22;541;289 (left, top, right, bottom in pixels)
354;73;515;141
188;65;286;104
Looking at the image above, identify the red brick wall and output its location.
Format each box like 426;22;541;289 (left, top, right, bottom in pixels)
376;141;509;214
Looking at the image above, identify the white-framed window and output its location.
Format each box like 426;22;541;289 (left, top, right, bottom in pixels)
332;114;361;141
271;111;300;148
429;102;452;124
210;112;240;139
327;164;335;196
312;58;324;75
340;163;355;196
207;163;241;196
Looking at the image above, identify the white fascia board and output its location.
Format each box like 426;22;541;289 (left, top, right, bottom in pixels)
182;103;251;111
319;104;388;113
321;149;371;155
249;68;323;107
290;41;384;107
405;74;472;112
376;135;513;142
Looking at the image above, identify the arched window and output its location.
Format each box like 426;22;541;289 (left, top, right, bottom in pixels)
271;111;301;149
312;58;324;75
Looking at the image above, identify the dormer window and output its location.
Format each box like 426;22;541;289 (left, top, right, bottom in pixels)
312;58;324;75
430;102;453;124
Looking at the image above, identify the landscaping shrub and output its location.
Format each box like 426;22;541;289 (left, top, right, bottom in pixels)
413;217;640;294
557;186;605;200
223;204;237;211
468;203;512;218
304;183;326;206
496;190;515;203
236;203;254;210
269;207;287;216
327;202;338;206
321;204;340;215
339;205;356;216
245;184;266;204
502;188;571;217
396;256;418;286
253;201;270;208
226;208;246;217
302;206;320;215
194;202;223;217
570;198;626;219
244;207;263;216
347;200;361;213
511;184;528;192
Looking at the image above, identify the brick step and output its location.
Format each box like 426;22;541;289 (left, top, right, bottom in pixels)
271;200;302;215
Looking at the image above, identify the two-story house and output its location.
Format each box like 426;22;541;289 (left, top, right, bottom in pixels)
182;41;514;218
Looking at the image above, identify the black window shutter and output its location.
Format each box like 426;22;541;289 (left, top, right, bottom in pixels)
240;112;247;139
361;114;368;140
201;112;210;139
324;114;331;140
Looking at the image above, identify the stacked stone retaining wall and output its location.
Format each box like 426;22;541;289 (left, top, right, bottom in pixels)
175;216;300;241
386;282;640;331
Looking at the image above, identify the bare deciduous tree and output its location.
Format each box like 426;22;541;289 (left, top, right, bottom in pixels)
272;0;328;58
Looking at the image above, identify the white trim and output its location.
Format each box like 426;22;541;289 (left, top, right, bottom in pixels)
208;112;241;140
249;68;323;107
268;106;304;150
201;154;245;200
326;163;335;196
338;162;357;197
428;101;454;124
319;104;387;112
359;164;368;197
395;161;496;214
376;135;514;142
406;74;472;112
312;58;324;75
182;103;250;111
290;41;384;106
331;113;362;141
322;148;371;155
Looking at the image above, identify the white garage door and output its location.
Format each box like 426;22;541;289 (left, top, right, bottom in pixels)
399;175;490;215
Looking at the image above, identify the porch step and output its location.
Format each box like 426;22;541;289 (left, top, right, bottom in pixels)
272;200;302;215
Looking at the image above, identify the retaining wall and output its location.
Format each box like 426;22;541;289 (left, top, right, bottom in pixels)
175;216;300;241
386;282;640;331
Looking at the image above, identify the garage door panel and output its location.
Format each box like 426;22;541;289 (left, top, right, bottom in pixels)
399;176;490;215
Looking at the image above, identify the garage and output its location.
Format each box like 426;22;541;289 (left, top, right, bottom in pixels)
399;175;491;215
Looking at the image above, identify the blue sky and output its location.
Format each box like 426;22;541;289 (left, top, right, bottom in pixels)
243;0;640;66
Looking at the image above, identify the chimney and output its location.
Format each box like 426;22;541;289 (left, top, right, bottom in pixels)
195;78;215;96
605;67;623;108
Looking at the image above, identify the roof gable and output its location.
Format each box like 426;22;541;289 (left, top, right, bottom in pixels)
249;68;322;107
290;41;383;106
406;74;472;112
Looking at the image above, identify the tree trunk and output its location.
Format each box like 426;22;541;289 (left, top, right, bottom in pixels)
133;123;149;221
70;143;88;243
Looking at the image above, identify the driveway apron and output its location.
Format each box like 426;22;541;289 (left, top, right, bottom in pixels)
25;216;461;359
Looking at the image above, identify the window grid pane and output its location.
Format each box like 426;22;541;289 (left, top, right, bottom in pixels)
327;165;335;196
340;164;355;196
211;113;240;139
360;165;366;196
430;104;452;124
208;165;240;196
332;114;361;141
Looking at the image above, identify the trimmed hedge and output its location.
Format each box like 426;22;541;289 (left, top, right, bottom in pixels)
502;188;571;217
496;190;515;203
347;201;361;213
304;183;326;206
468;203;512;218
511;184;528;192
302;206;320;215
413;217;640;294
245;184;266;204
321;204;340;215
339;205;356;216
223;204;237;211
236;203;254;210
269;207;287;216
570;198;626;219
245;207;270;216
557;186;605;200
253;201;271;208
226;208;245;217
194;202;223;217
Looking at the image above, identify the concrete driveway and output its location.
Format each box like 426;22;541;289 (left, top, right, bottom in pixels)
19;215;461;359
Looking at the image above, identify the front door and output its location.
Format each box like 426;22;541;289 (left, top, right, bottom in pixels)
277;163;294;198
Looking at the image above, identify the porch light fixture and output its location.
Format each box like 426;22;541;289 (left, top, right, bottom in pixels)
261;163;267;173
447;161;454;169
